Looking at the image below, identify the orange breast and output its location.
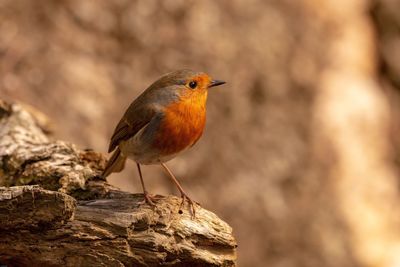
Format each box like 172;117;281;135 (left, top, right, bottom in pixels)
152;92;207;155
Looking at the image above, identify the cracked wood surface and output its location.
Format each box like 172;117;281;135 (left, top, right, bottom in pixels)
0;99;113;199
0;100;237;266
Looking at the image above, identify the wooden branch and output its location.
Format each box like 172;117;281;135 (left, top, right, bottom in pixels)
0;99;114;199
0;185;76;230
0;100;237;266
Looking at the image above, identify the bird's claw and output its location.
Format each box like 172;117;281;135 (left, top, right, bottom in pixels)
179;193;199;219
139;191;157;206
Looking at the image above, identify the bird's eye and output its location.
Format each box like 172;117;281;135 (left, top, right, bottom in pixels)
188;81;197;89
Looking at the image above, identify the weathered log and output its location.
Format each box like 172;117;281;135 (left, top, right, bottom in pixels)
0;100;237;266
0;185;76;230
0;99;113;199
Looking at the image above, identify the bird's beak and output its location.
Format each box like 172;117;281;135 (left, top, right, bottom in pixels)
209;80;226;88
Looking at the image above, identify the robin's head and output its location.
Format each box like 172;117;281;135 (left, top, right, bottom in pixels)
151;69;226;99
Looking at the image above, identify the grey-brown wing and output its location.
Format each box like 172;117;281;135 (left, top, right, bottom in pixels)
108;103;155;153
108;75;182;153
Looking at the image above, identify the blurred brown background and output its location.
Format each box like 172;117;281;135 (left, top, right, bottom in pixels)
2;0;400;266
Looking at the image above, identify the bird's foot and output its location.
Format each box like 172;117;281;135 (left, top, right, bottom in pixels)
179;193;199;219
139;191;157;206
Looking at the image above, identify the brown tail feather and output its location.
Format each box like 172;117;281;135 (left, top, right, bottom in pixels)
102;148;127;178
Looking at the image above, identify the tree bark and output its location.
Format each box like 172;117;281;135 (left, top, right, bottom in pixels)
0;100;237;267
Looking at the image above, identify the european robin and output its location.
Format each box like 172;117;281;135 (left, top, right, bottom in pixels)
102;69;225;217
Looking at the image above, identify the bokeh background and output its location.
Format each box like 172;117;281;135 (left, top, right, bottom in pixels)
2;0;400;266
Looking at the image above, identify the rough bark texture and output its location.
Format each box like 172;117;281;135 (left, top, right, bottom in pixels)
0;100;237;267
0;185;76;230
0;99;112;199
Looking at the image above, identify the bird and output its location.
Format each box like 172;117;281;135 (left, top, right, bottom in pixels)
102;69;226;217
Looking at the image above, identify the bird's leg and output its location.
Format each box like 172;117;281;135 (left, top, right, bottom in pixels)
137;163;156;206
161;163;197;218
